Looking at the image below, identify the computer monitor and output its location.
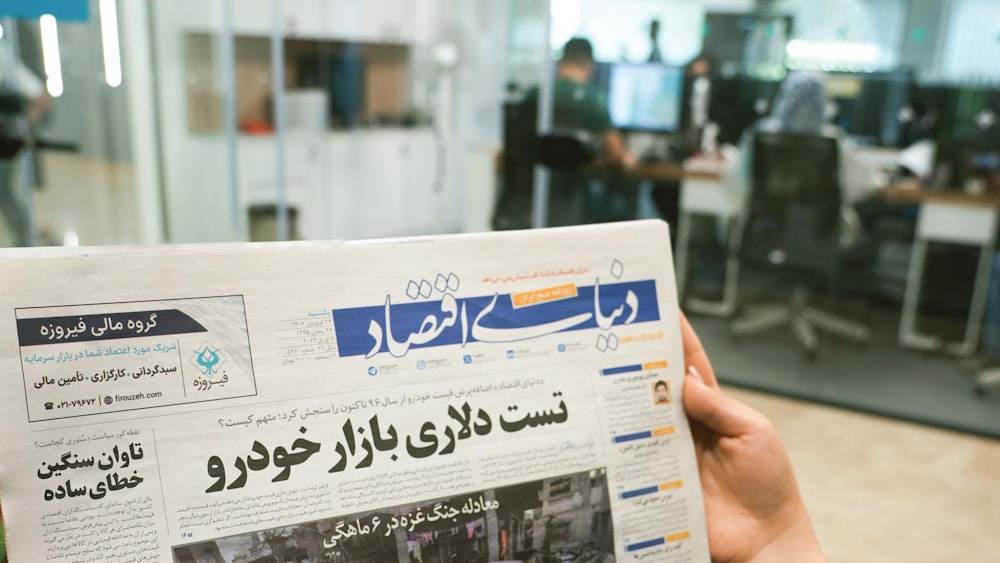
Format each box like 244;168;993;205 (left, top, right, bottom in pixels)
823;71;912;147
710;75;782;144
607;64;684;132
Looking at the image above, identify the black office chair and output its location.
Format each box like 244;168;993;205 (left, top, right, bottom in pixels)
537;128;598;171
730;132;871;357
493;100;599;230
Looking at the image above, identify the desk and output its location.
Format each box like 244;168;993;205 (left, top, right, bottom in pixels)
666;172;1000;345
629;162;725;183
890;183;1000;356
628;163;738;317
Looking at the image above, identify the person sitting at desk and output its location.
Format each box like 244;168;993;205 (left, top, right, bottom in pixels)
725;71;879;245
520;37;636;227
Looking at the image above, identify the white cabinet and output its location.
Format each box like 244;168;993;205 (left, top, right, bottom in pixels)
353;131;411;238
230;0;272;35
325;129;444;240
238;129;442;241
282;0;328;38
172;0;413;42
237;134;327;239
324;135;359;239
403;129;448;234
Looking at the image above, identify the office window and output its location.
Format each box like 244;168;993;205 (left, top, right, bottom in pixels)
942;0;1000;82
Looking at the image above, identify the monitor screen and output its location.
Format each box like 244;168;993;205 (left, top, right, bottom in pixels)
823;71;911;146
608;64;684;132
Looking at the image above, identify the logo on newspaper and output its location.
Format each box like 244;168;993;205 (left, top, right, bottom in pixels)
331;278;659;359
190;342;225;375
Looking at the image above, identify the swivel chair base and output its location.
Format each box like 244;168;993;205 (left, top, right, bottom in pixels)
731;286;870;357
973;368;1000;396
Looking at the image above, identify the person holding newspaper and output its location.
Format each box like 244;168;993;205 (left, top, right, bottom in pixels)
681;313;827;563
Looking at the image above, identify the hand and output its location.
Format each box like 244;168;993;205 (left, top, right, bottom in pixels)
680;312;825;563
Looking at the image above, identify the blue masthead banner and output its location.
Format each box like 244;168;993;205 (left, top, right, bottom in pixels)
332;279;660;359
0;0;89;21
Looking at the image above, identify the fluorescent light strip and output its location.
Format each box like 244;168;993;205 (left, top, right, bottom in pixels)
99;0;121;87
39;14;63;97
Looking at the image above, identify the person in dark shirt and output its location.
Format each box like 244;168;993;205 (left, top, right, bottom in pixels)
520;37;635;227
523;38;633;170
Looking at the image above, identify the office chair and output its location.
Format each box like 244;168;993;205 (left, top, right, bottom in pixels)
974;369;1000;395
730;132;871;357
537;128;597;171
493;100;598;230
0;93;77;158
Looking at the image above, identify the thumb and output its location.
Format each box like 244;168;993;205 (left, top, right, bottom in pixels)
684;371;766;437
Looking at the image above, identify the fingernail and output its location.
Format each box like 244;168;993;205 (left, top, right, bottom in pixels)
688;365;705;383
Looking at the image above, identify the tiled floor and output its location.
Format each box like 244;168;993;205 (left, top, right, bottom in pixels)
0;153;138;247
727;386;1000;563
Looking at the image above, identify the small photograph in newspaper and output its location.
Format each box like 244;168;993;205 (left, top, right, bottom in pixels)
176;468;614;562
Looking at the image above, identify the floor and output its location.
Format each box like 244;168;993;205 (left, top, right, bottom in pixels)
690;306;1000;438
0;152;138;247
730;386;1000;563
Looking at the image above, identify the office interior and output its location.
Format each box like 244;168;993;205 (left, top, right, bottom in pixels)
0;0;998;559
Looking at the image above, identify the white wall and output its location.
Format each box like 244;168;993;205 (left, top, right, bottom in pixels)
548;0;908;71
560;0;754;65
941;0;1000;83
776;0;906;70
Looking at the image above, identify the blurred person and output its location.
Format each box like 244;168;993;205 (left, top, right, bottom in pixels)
725;71;877;246
680;52;715;154
647;19;663;63
681;312;827;562
651;52;718;230
0;40;51;247
519;37;636;227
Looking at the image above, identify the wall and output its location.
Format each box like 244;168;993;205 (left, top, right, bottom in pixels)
896;0;948;80
941;0;1000;83
566;0;754;65
776;0;906;70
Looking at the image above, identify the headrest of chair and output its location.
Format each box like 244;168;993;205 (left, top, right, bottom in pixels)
537;128;598;172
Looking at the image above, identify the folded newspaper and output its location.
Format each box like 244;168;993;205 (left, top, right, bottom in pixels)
0;220;709;562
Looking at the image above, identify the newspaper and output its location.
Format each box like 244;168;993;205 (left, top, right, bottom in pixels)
0;220;709;562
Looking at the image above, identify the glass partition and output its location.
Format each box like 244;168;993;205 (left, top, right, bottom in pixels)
513;0;1000;438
